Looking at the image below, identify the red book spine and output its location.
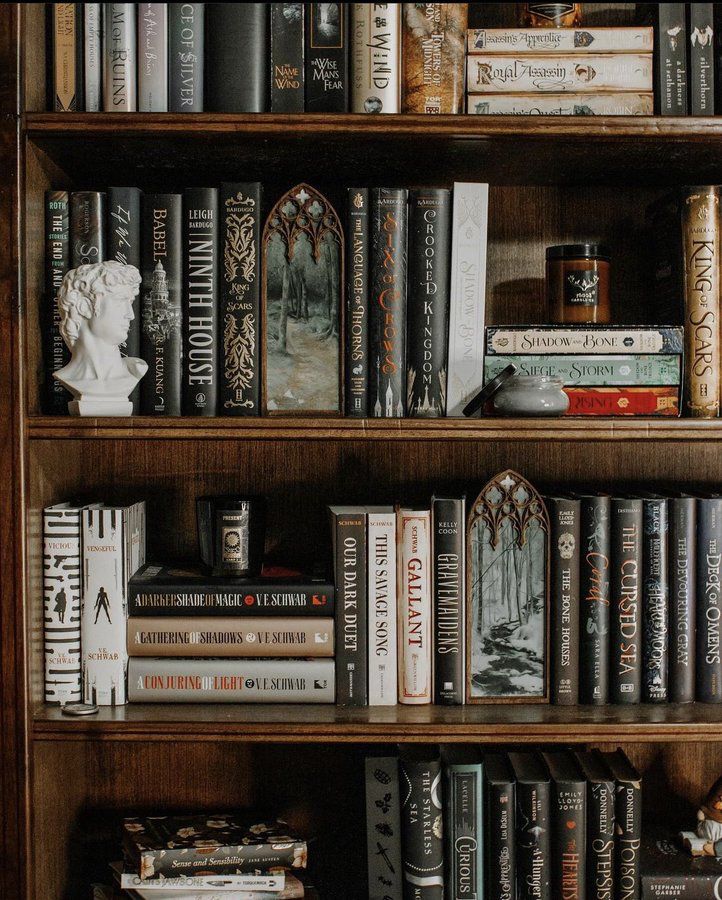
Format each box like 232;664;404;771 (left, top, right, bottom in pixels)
564;387;679;416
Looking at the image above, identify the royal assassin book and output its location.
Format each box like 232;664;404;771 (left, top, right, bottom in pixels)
432;496;465;705
642;496;669;702
270;3;305;112
669;495;697;703
351;2;401;113
579;494;611;705
137;3;168;112
305;2;350;111
600;749;642;900
401;3;467;113
484;753;516;900
399;747;444;898
696;494;722;702
406;188;452;418
103;4;137;111
206;4;268;112
547;496;581;705
542;752;586;900
345;187;370;417
70;191;106;267
610;496;643;704
443;747;483;900
365;755;403;900
509;752;551;900
44;190;70;414
169;2;203;111
50;3;83;111
574;750;615;900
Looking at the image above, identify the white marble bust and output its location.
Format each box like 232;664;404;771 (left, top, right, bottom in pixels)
54;261;147;416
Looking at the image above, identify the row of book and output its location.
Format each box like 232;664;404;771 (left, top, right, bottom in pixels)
50;2;468;115
365;746;642;900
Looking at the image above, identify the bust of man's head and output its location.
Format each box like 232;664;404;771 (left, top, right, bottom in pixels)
57;261;141;349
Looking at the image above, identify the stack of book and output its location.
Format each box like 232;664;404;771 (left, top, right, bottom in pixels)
466;25;654;116
366;746;642;900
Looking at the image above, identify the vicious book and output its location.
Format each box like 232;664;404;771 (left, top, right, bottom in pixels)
399;747;445;898
270;3;305;112
367;508;397;706
610;497;643;704
205;4;268;112
50;3;83;111
696;494;722;702
345;188;370;417
542;752;586;900
600;749;642;900
44;190;71;414
432;496;465;705
103;4;137;111
351;2;401;113
305;2;350;111
169;3;203;111
444;748;483;900
579;494;611;705
365;756;403;900
574;750;615;900
509;752;551;900
484;753;516;900
669;496;697;702
401;3;467;113
547;496;581;705
70;191;106;267
397;508;432;705
642;496;669;702
137;3;168;111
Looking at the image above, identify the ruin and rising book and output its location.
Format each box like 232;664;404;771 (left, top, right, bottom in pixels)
44;190;70;414
611;497;643;704
397;508;432;705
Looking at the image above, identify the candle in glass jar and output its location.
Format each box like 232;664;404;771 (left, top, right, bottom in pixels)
546;244;611;324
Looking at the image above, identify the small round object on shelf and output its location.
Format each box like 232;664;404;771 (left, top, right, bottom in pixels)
61;702;100;716
462;364;518;417
492;375;570;417
546;243;611;324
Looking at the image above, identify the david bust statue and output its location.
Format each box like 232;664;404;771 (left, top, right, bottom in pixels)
54;261;147;416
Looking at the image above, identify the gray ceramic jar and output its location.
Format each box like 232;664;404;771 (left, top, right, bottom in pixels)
492;375;569;417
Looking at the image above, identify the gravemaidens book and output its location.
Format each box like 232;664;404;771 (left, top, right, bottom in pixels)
432;496;465;704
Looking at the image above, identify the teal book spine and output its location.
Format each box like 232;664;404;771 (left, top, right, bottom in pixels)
484;354;681;386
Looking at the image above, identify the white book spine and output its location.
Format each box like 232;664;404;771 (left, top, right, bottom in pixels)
446;182;489;416
467;27;655;55
120;871;285;890
467;92;653;116
351;3;401;113
397;510;432;704
43;505;83;703
138;3;168;111
367;511;398;705
84;4;102;111
103;3;137;111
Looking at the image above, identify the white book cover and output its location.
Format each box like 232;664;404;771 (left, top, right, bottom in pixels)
351;3;401;113
467;27;654;55
446;183;489;416
84;4;102;111
138;3;168;111
103;3;137;111
367;508;397;706
82;503;146;705
467;92;653;116
397;509;432;704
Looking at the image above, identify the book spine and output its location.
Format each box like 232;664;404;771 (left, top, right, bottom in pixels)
642;876;722;899
51;3;83;111
84;4;102;111
468;93;654;116
614;772;642;900
305;2;350;112
127;616;334;657
446;764;483;900
107;186;142;412
468;54;653;94
682;186;721;417
432;497;465;705
351;3;401;113
579;496;611;705
70;191;106;267
333;510;368;706
642;498;669;702
516;777;551;900
218;182;262;416
400;755;444;897
446;183;489;415
406;188;452;418
120;872;290;892
696;497;722;702
401;3;467;113
140;193;183;416
103;3;137;111
367;512;397;706
169;2;204;111
548;497;581;704
610;498;643;704
131;840;308;881
484;354;682;387
658;4;688;114
205;3;268;113
485;327;684;356
468;27;655;54
689;4;715;115
486;774;516;900
397;510;432;705
129;583;334;616
345;188;370;417
669;497;697;703
585;775;615;900
369;188;408;418
182;187;219;416
563;386;680;417
550;777;585;900
366;757;403;900
43;507;83;703
44;190;71;414
270;2;305;112
137;2;169;112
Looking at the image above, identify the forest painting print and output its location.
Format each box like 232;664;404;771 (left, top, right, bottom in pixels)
263;183;342;413
467;470;549;702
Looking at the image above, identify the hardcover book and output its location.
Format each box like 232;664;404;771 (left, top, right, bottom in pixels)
399;748;444;898
137;3;168;112
579;494;611;705
509;752;551;900
696;494;722;702
169;2;204;111
103;4;137;111
432;496;465;705
600;749;642;900
484;354;682;387
397;508;432;705
270;3;305;112
564;386;680;417
641;827;722;899
351;2;401;113
656;3;688;114
689;4;715;115
401;3;467;113
205;3;268;112
547;496;580;705
444;748;483;900
305;2;349;111
486;326;684;356
84;3;102;111
406;188;452;418
70;191;106;267
642;496;669;703
128;657;335;702
669;496;697;703
573;750;615;900
365;756;403;900
468;27;655;54
542;752;586;900
50;3;83;111
468;93;654;116
345;187;370;417
367;508;397;706
44;190;71;414
484;753;516;900
610;496;643;704
118;869;289;893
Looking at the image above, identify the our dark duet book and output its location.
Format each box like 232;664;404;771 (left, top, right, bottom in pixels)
400;747;444;899
345;187;370;417
169;2;204;111
44;190;70;414
689;4;715;115
443;747;483;900
600;749;642;900
406;188;451;418
542;752;586;900
365;755;403;900
697;494;722;702
669;496;697;702
206;3;268;112
70;191;106;267
610;496;643;704
305;2;349;111
509;751;551;900
219;183;262;416
547;495;581;705
579;494;611;705
484;753;516;900
270;3;305;112
574;750;615;900
432;496;465;705
642;496;669;702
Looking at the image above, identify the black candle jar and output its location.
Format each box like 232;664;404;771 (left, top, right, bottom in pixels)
196;496;266;577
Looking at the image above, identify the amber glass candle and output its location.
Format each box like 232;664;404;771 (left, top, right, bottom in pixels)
546;244;611;324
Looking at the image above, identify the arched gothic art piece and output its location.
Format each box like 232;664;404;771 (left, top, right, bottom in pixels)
262;183;343;414
466;470;549;702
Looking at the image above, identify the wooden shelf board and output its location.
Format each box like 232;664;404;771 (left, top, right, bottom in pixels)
25;416;722;441
32;702;722;743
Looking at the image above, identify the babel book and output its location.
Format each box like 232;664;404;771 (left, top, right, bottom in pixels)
365;756;403;900
103;4;137;111
397;508;432;705
128;657;335;702
127;616;334;657
611;496;643;704
44;190;71;414
432;496;465;705
50;3;83;111
542;752;586;900
401;3;467;113
669;495;696;703
128;563;334;616
579;494;611;705
270;2;305;113
367;508;397;706
601;749;642;900
484;753;516;900
547;496;580;705
400;748;445;898
169;2;203;111
574;750;615;900
509;751;551;900
351;2;401;113
305;2;349;111
345;187;370;417
696;494;722;702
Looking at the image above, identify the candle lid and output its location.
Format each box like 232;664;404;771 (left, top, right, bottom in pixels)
546;243;610;260
462;364;518;417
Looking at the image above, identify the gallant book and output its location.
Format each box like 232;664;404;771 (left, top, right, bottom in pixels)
600;749;642;900
351;2;401;113
401;3;467;113
642;496;669;702
486;326;684;356
138;3;168;112
432;496;465;705
484;753;516;900
669;496;697;703
548;496;580;705
365;756;403;900
611;497;643;704
397;508;432;705
696;494;722;702
205;4;268;113
270;3;305;113
579;494;611;705
84;3;101;111
305;2;350;111
509;752;551;900
468;27;654;54
50;3;83;111
399;748;444;898
574;750;616;900
367;508;397;706
128;657;335;703
70;191;106;267
103;4;137;111
169;3;203;111
44;190;71;414
345;187;370;417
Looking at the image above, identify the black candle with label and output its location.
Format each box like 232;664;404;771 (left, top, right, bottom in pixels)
196;496;265;577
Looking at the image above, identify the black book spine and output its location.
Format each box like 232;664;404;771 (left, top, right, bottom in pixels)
515;776;551;900
304;2;349;111
169;3;204;112
108;187;142;413
485;771;516;900
611;498;643;704
613;767;642;900
406;188;451;419
669;497;697;702
369;188;408;418
432;497;464;705
400;754;444;898
218;183;262;416
333;510;367;706
70;191;106;268
689;4;715;115
579;495;611;705
547;767;585;900
182;187;219;416
657;4;688;115
206;3;268;112
548;497;581;705
585;775;615;900
642;498;669;702
140;194;183;416
270;2;305;112
345;188;370;417
44;190;71;414
696;497;722;702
